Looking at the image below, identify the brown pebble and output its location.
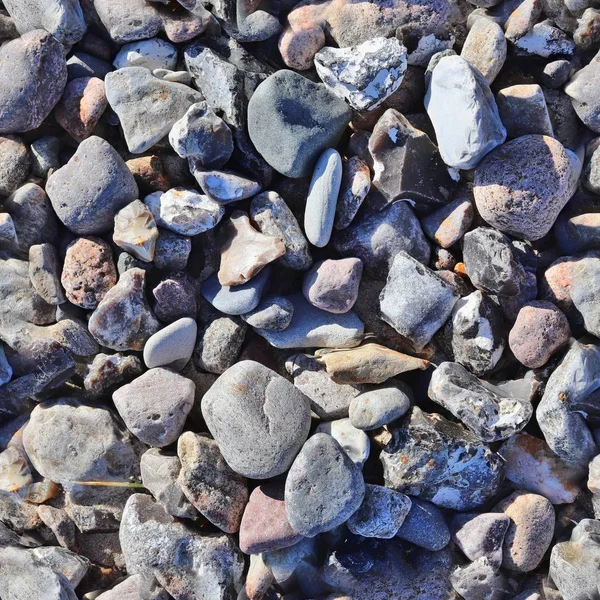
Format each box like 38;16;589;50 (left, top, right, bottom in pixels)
126;155;171;193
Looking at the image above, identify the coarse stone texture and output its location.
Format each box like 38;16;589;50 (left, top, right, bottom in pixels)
0;136;30;196
143;317;197;370
425;55;506;170
28;243;65;306
451;512;510;568
565;48;600;133
152;274;197;323
460;18;506;83
504;0;543;42
334;156;370;230
247;70;351;178
422;194;474;249
113;38;178;71
177;432;248;533
46;136;139;235
381;407;504;511
349;385;412;430
153;230;191;271
450;557;508;600
127;155;171;194
285;433;365;537
347;484;411;539
89;268;160;351
105;67;204;154
113;200;158;263
83;353;144;398
242;295;294;331
189;165;261;204
493;491;555;572
96;574;171;600
113;368;195;447
22;398;135;485
315;418;370;467
314;37;407;111
201;361;312;479
396;497;450;551
201;268;270;316
473;135;577;241
379;252;459;351
194;316;246;374
514;21;575;57
61;237;117;310
239;483;302;554
496;84;554;138
0;30;67;134
429;362;532;442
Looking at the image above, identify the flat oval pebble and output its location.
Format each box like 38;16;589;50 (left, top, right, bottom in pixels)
315;418;370;467
143;317;197;370
349;385;412;430
201;268;270;316
241;295;294;331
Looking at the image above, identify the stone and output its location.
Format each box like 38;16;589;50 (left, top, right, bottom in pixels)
28;243;65;305
96;574;171;600
32;546;89;587
0;30;67;134
334;156;371;230
422;195;474;249
55;77;108;141
201;268;270;316
314;37;408;111
46;136;139;235
509;301;571;368
474;135;577;240
0;446;32;493
190;166;261;204
143;317;197;370
239;483;302;554
334;202;431;280
304;148;342;248
0;214;17;249
496;84;554;138
201;360;311;479
504;0;542;41
66;52;112;80
177;432;248;533
61;237;117;310
152;274;197;324
381;407;504;510
494;491;555;572
0;136;30;196
451;512;510;568
347;484;411;539
460;19;506;83
218;211;285;286
113;200;158;262
499;433;582;504
37;505;78;551
89;268;160;351
105;68;203;154
315;418;370;467
556;212;600;254
303;258;362;314
589;455;600;493
429;362;532;442
425;55;506;170
250;191;312;271
574;8;600;50
0;344;12;387
440;290;505;375
169;102;233;167
540;59;571;89
140;449;197;519
380;252;459;351
247;70;351;178
285;433;365;537
463;227;526;296
242;295;294;331
367;109;454;210
127;155;172;194
113;38;178;71
349;385;412;430
113;368;195;447
153;230;191;271
536;340;600;469
515;20;575;57
396;497;451;551
0;489;41;531
450;557;508;600
258;293;364;349
194;316;246;374
22;398;134;484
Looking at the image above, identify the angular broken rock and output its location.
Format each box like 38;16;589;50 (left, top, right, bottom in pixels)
156;188;225;236
218;211;286;286
113;200;158;262
190;166;261;204
429;362;532;442
314;37;408;111
334;156;371;230
28;243;65;306
380;407;504;510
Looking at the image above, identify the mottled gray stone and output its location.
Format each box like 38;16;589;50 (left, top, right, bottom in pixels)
96;573;171;600
201;360;312;478
515;20;575;57
190;167;261;204
334;155;371;230
113;38;178;71
143;317;197;370
32;546;89;588
450;557;508;600
0;135;29;196
84;352;143;398
153;230;191;271
28;243;65;306
201;268;270;316
566;49;600;133
460;18;506;83
451;512;510;568
396;497;451;550
315;418;370;467
194;316;246;374
30;136;59;178
496;84;554;138
242;295;293;331
349;385;412;430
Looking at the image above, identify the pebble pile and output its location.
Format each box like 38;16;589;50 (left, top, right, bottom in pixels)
1;0;600;599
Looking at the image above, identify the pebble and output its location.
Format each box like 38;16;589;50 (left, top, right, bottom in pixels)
0;214;17;250
177;432;248;533
589;455;600;493
334;156;371;230
194;315;246;374
493;491;555;572
556;212;600;254
315;418;370;467
46;136;139;235
28;243;65;306
113;38;178;71
509;301;571;368
568;52;600;124
201;268;270;316
425;55;506;170
127;155;172;194
83;352;143;398
450;557;508;600
169;102;233;167
474;135;577;240
0;30;67;134
96;574;171;600
247;70;351;178
218;211;285;286
422;194;474;249
105;67;203;154
143;317;197;370
239;483;302;554
29;136;59;179
396;497;451;551
451;512;510;568
61;237;117;309
241;295;294;331
201;360;311;479
314;37;408;111
153;230;191;272
460;19;507;83
0;136;30;196
113;367;195;447
152;273;197;323
66;51;112;80
381;407;504;510
113;200;159;262
89;268;160;351
504;0;542;41
349;385;412;430
496;84;554;138
190;166;261;203
380;252;459;351
285;433;365;537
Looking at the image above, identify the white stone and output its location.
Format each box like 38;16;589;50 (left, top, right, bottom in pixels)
316;418;370;467
113;200;158;262
158;187;225;236
113;38;178;71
